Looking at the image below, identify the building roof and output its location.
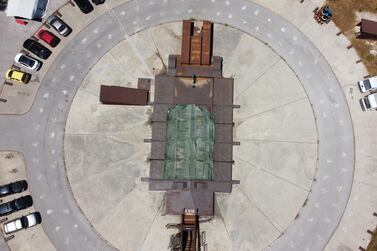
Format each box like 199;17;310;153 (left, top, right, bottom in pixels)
360;19;377;36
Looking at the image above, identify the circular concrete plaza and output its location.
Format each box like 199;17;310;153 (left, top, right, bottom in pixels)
0;0;356;251
65;22;317;251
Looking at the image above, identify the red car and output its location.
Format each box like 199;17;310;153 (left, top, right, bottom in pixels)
36;29;61;47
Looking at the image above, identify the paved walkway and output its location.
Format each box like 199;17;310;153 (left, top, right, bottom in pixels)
1;0;375;250
0;237;10;251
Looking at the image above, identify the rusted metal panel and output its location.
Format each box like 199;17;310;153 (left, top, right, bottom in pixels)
150;161;164;179
166;190;214;216
181;20;192;64
145;20;238;219
137;78;151;90
213;77;233;105
175;56;222;78
213;142;232;162
359;19;377;39
201;21;212;65
190;35;201;65
99;85;148;105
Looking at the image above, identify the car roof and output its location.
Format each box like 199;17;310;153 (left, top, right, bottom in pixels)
15;195;33;207
26;212;42;224
10;180;27;189
12;70;24;79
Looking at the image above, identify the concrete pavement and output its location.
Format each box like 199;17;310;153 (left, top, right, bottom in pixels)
248;1;377;250
0;0;373;250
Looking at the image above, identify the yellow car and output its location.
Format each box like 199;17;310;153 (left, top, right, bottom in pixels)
5;69;31;84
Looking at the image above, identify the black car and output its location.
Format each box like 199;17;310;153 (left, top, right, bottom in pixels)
91;0;104;5
73;0;94;14
0;180;28;198
0;195;33;217
23;39;52;60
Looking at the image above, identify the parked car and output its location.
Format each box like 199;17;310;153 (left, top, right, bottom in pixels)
0;195;33;217
360;92;377;111
73;0;93;14
47;16;72;37
15;53;42;71
358;76;377;93
0;180;28;198
5;69;31;84
23;39;52;60
91;0;104;5
37;29;60;47
3;212;42;234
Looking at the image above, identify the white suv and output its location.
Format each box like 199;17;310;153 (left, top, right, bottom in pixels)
358;76;377;93
3;212;41;234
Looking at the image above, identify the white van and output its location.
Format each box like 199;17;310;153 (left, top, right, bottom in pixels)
5;0;48;21
360;93;377;111
358;76;377;93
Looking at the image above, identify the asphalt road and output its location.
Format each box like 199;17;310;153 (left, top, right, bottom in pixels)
0;0;354;250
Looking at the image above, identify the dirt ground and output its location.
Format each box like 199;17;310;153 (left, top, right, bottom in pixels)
326;0;377;75
367;227;377;251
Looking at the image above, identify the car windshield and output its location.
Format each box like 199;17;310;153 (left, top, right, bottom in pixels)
20;56;33;67
0;186;10;195
57;24;65;32
364;97;371;109
20;217;28;227
364;79;372;90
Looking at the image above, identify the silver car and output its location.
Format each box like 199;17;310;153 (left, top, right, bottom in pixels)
47;15;72;37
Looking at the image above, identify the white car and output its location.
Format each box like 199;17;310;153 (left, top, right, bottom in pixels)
3;212;42;234
14;53;42;71
360;93;377;111
358;76;377;93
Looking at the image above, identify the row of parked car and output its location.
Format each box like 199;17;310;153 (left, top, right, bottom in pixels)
358;76;377;111
5;15;72;84
0;180;41;235
5;0;104;85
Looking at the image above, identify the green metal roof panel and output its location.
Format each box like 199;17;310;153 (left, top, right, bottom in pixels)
164;104;214;180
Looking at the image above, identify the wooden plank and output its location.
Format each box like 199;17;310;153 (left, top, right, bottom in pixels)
99;85;148;105
181;20;192;64
190;35;201;65
201;21;212;65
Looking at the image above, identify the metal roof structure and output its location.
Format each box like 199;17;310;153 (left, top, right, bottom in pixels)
142;20;239;216
357;19;377;39
164;104;214;181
